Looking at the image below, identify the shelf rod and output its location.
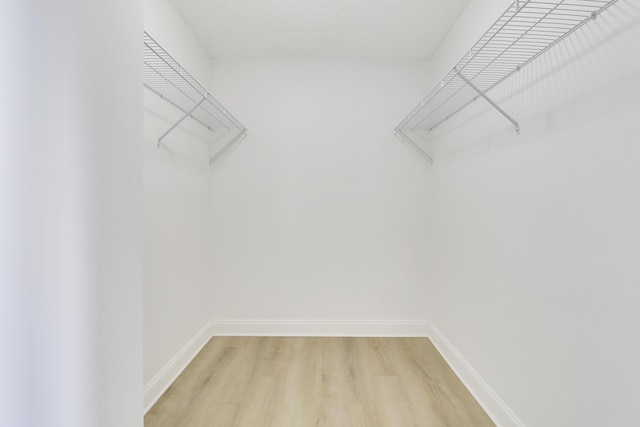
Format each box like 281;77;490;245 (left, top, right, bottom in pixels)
454;68;520;135
157;96;207;147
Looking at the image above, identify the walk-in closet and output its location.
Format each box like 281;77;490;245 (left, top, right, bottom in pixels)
3;1;639;426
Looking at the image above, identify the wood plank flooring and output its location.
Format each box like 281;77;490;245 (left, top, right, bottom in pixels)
145;337;495;427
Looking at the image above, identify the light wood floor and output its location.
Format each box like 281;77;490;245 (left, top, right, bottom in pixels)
145;337;495;427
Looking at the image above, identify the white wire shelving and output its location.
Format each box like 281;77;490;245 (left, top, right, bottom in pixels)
144;32;247;164
395;0;620;162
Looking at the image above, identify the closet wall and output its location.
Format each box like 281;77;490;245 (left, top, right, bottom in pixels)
426;0;640;426
2;1;143;426
143;0;434;395
143;0;214;386
206;58;433;326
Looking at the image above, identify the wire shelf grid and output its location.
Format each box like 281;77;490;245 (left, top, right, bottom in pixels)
396;0;619;139
144;31;246;158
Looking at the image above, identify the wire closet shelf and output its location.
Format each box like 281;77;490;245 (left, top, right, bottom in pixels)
144;32;246;164
395;0;619;161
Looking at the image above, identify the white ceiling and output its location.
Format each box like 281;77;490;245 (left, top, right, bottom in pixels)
169;0;470;59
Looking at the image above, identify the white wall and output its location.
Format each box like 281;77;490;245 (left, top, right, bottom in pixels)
207;59;433;323
143;0;215;387
427;0;640;426
1;1;143;427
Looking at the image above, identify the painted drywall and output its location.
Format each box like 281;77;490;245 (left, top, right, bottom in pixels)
143;0;216;387
206;58;434;323
1;1;143;427
427;0;640;426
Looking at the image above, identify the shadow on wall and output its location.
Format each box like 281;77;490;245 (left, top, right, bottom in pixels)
420;0;640;163
396;129;436;167
209;130;248;168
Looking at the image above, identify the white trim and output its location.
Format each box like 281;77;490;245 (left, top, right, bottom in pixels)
208;319;431;337
143;322;213;414
427;322;526;427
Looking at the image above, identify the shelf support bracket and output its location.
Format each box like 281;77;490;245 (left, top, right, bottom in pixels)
157;96;207;148
395;130;433;164
209;129;247;166
454;68;520;135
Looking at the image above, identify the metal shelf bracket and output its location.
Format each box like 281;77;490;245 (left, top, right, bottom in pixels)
157;96;207;148
209;129;247;165
454;68;520;135
395;130;434;164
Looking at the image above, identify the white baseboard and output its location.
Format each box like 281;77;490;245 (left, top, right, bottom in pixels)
208;319;431;337
143;322;213;414
427;322;526;427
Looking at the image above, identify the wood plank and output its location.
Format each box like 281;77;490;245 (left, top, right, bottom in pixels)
232;376;285;427
145;337;495;427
